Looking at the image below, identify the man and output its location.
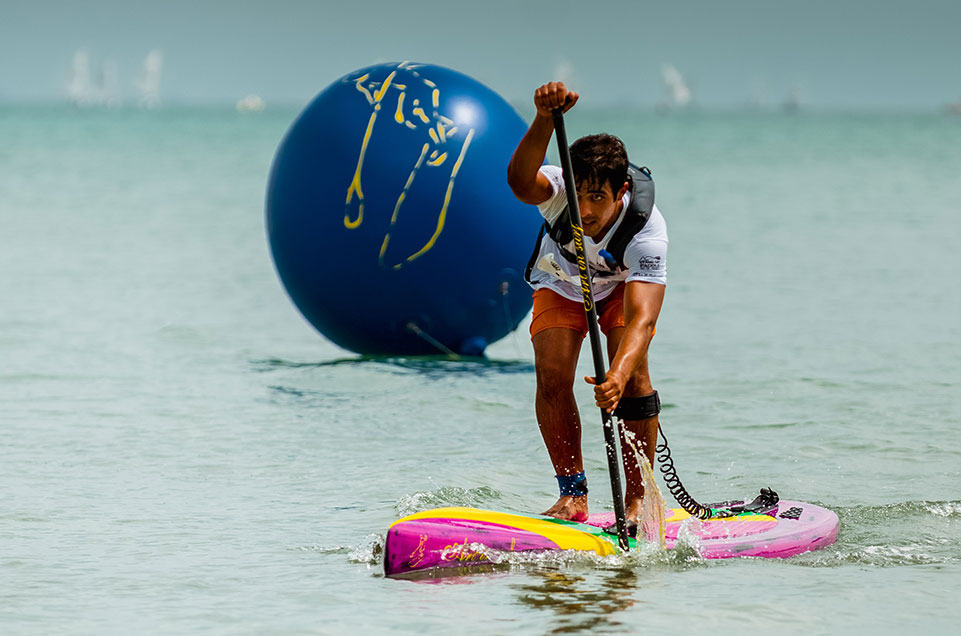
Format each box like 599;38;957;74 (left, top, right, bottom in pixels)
506;82;668;524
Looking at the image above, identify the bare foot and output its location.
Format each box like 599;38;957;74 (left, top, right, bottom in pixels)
542;495;589;522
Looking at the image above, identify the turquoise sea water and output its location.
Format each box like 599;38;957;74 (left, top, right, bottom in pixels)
2;103;960;634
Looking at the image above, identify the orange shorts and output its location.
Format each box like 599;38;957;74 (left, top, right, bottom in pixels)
530;286;628;338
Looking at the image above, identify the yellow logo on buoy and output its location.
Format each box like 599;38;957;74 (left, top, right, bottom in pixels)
343;62;475;270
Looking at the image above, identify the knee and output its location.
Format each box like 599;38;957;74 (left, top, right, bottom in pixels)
535;361;575;397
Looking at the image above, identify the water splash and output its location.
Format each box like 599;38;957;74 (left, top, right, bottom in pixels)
621;424;667;548
347;534;385;566
926;501;961;517
394;485;502;516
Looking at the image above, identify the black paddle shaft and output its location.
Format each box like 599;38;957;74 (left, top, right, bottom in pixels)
551;108;630;551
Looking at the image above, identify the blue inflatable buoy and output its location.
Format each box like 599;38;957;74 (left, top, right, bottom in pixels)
266;62;541;356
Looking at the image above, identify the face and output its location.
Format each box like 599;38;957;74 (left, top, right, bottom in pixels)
575;180;629;238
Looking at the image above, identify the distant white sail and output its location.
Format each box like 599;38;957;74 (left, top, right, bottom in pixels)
661;64;691;108
552;60;575;88
236;94;265;112
67;49;90;106
136;49;163;108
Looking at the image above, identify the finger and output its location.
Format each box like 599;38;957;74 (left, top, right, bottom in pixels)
592;380;619;396
544;83;568;108
597;392;619;408
594;382;613;396
594;385;614;400
534;85;555;108
595;396;618;413
583;375;596;385
594;386;622;410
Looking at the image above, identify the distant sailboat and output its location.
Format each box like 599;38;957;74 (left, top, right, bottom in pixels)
659;64;691;113
552;59;575;87
136;49;163;108
236;94;265;112
66;49;90;106
783;86;801;113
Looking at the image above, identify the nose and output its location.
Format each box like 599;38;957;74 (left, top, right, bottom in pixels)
578;198;597;220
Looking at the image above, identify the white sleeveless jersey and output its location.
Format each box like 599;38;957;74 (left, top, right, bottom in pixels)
529;165;668;302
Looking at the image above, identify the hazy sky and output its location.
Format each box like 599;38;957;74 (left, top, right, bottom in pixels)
3;0;960;109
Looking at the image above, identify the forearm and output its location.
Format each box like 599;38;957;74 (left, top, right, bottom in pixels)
608;315;656;385
507;113;554;201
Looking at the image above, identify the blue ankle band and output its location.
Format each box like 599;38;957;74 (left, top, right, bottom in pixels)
556;471;588;497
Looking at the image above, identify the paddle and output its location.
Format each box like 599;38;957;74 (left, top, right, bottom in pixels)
551;107;630;551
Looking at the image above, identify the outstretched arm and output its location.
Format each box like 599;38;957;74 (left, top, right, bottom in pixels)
507;82;580;205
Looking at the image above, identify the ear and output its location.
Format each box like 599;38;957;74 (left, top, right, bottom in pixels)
617;181;630;199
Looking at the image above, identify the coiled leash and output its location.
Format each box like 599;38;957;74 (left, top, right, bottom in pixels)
598;390;779;536
615;391;779;520
656;423;779;520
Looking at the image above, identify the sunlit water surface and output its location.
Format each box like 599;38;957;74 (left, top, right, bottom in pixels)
2;104;959;634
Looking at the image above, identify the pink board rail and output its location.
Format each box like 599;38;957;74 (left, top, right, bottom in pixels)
384;500;839;578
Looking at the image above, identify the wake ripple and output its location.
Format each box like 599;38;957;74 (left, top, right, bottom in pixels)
790;499;961;568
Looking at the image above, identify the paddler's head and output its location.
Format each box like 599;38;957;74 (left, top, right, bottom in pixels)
570;134;630;239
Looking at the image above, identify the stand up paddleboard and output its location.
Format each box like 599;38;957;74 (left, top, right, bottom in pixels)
384;494;839;578
383;109;840;579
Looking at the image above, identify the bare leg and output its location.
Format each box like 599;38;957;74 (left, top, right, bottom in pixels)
533;327;588;521
620;414;659;522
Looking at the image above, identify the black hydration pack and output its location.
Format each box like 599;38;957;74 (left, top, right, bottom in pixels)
524;163;655;281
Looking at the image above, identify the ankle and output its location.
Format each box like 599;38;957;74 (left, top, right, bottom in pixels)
556;471;588;498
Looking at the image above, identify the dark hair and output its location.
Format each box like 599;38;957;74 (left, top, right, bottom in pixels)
569;133;629;194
